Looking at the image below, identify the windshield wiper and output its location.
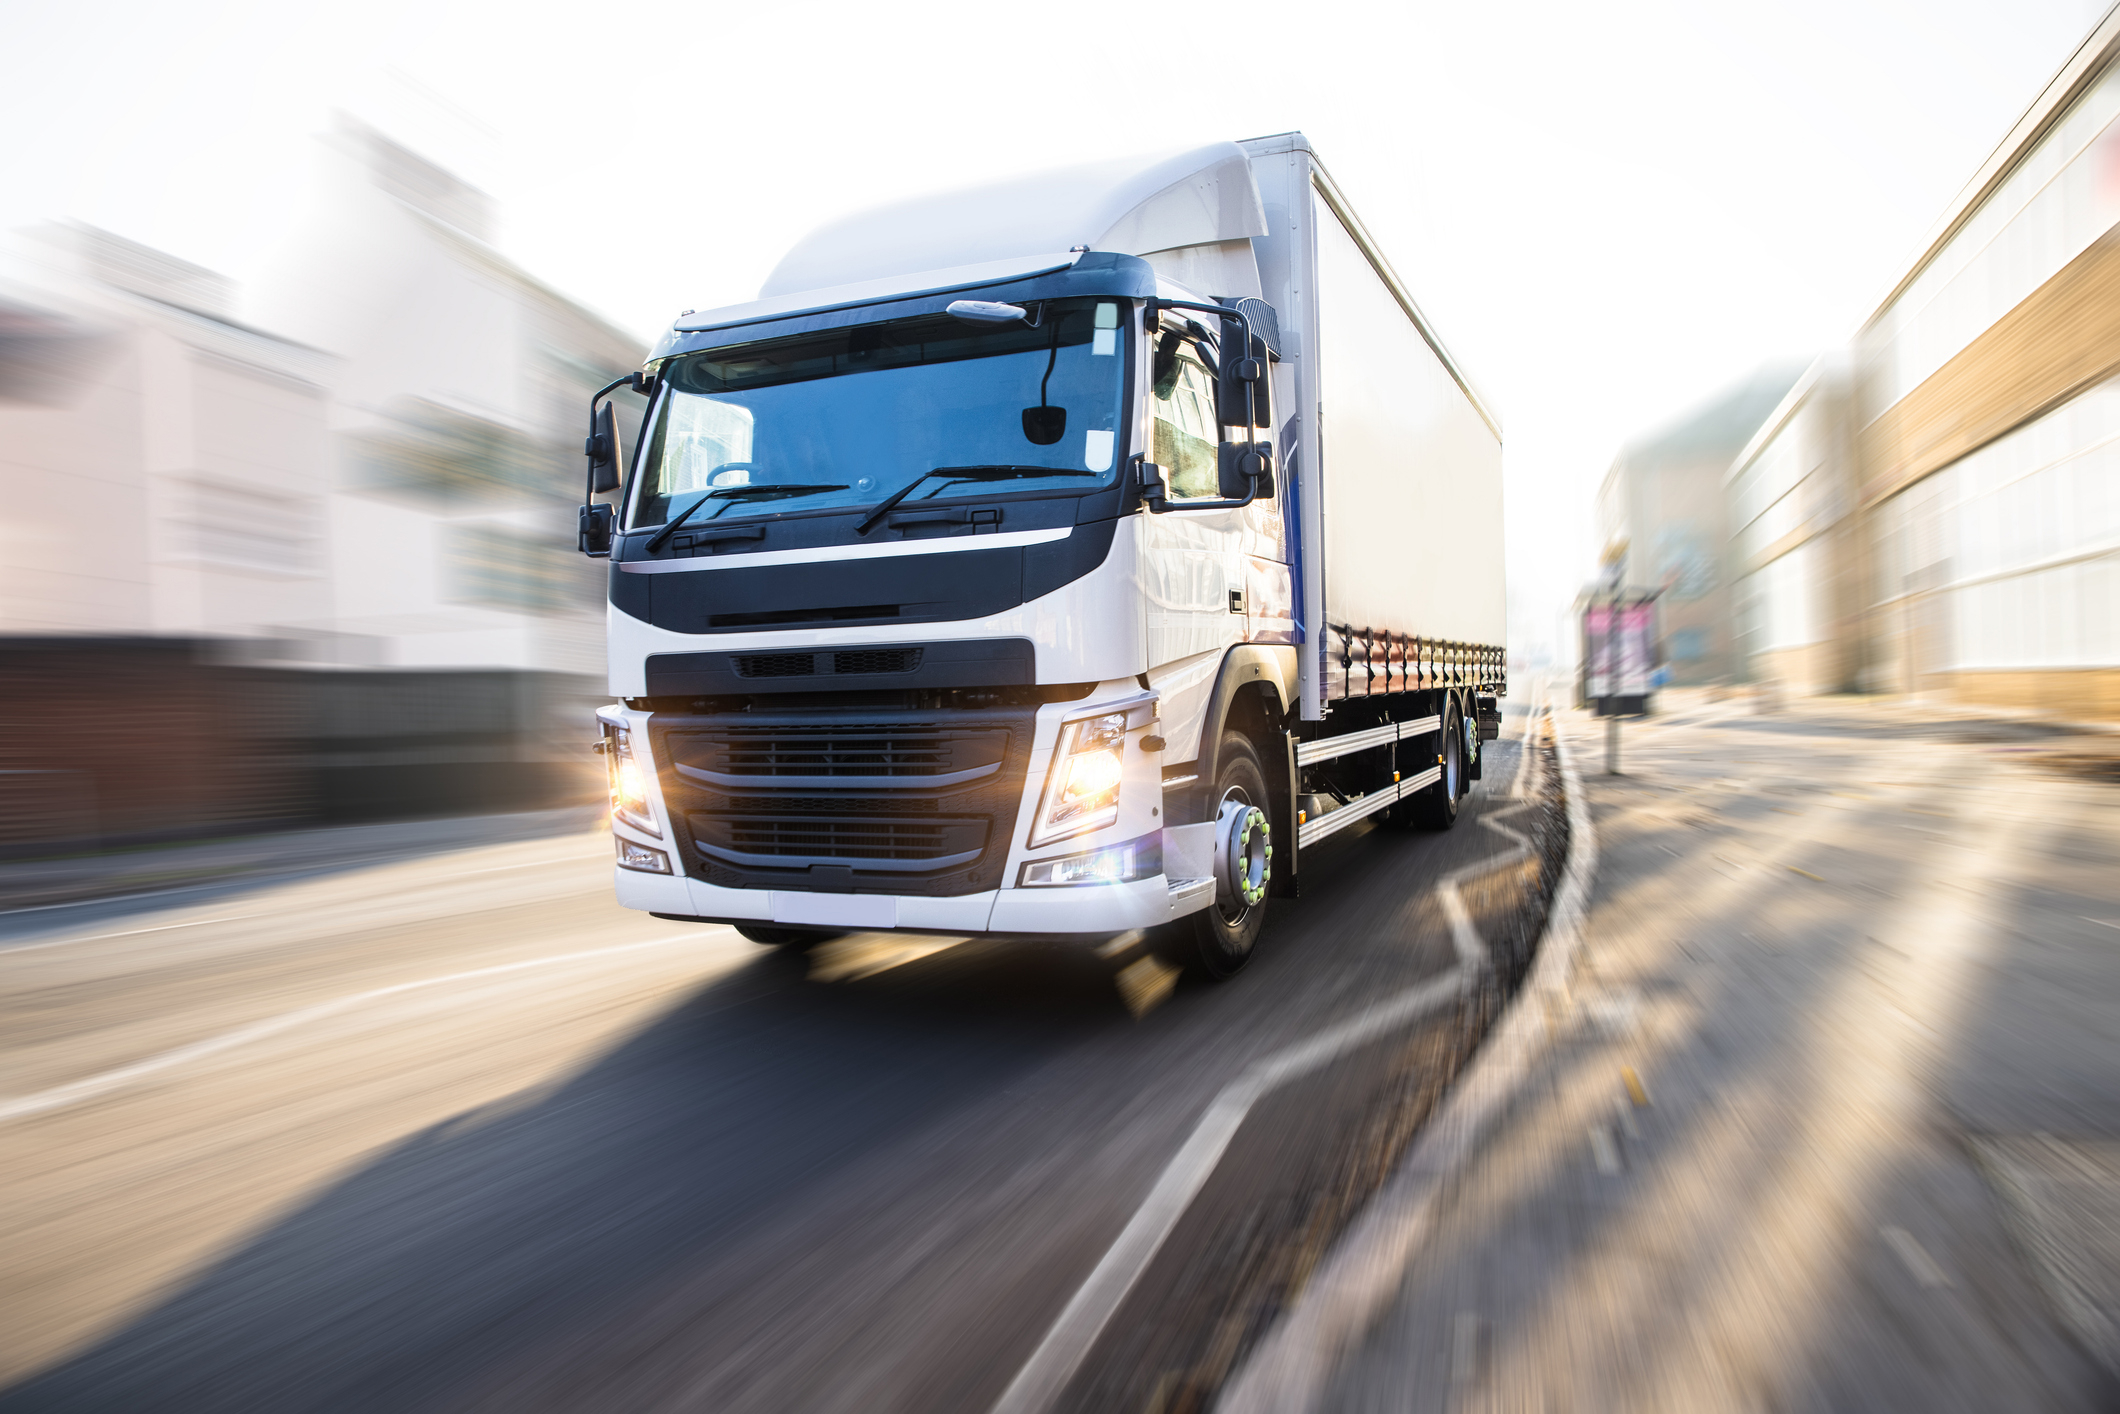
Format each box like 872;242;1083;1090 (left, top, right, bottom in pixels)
645;484;849;553
855;465;1099;536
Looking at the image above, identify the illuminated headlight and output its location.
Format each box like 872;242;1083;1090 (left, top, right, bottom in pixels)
601;722;661;836
615;836;670;873
1019;833;1162;887
1029;711;1129;847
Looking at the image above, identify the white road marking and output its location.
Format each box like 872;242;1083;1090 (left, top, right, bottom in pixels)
1220;696;1598;1414
993;702;1558;1414
0;843;601;922
0;854;605;954
0;881;236;916
0;930;716;1124
1882;1225;1951;1288
1451;1310;1480;1385
1509;699;1542;800
988;969;1466;1414
0;914;261;954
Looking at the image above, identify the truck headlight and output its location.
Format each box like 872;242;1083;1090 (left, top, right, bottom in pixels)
601;722;661;837
1029;711;1128;847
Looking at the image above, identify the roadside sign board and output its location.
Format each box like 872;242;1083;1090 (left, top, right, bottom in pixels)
1584;600;1655;716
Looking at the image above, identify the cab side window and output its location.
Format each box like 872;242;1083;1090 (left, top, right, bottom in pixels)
1150;339;1223;500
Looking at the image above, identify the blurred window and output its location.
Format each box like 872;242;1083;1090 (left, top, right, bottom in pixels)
350;399;547;505
447;522;589;615
167;478;320;577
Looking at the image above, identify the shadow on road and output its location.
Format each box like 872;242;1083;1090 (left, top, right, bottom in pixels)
1;938;1136;1413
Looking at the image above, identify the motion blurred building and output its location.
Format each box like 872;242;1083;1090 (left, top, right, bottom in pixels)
0;121;648;849
1732;6;2120;718
1594;364;1806;685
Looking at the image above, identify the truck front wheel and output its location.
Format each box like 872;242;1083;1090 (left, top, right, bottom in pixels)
1170;732;1273;979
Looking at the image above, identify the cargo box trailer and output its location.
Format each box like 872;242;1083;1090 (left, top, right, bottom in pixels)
580;132;1505;976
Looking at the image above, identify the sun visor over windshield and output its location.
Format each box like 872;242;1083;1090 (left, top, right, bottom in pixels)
650;253;1161;363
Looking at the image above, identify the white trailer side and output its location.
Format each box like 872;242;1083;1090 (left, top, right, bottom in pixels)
1243;134;1505;721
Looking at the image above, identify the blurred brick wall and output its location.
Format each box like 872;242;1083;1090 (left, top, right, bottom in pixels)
0;639;604;855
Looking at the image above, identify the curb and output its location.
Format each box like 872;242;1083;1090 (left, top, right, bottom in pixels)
1216;704;1598;1413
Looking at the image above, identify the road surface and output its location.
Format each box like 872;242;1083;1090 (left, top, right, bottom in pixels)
1;714;1546;1413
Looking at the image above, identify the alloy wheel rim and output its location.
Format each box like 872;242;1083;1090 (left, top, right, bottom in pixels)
1215;789;1270;927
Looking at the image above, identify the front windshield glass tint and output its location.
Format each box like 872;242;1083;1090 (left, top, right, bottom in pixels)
632;297;1127;529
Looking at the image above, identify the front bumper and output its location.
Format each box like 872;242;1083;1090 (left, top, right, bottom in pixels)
613;862;1216;940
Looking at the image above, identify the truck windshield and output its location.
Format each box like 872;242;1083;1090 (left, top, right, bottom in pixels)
631;297;1127;530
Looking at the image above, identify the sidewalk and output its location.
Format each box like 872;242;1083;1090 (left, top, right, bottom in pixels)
1321;694;2120;1411
0;806;607;919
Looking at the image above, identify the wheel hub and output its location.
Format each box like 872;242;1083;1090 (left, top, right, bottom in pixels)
1214;800;1272;910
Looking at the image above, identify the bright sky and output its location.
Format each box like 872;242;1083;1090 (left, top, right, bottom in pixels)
3;0;2105;655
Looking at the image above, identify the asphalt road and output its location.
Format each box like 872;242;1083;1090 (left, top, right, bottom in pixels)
1;714;1541;1414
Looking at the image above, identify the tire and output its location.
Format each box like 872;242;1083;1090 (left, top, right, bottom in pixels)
1412;699;1464;830
1465;696;1484;783
1171;732;1274;979
734;925;842;948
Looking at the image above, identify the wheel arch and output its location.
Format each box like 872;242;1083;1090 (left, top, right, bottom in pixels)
1164;644;1297;829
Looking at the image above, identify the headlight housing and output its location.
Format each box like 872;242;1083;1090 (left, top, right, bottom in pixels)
601;722;660;836
1029;710;1128;847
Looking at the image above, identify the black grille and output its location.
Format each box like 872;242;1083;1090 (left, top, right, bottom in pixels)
650;705;1035;896
701;726;1005;781
694;792;940;815
834;648;923;675
733;653;816;679
694;814;986;864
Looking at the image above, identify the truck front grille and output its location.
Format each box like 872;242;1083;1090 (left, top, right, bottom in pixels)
681;724;1008;786
689;814;988;870
732;653;815;679
649;705;1035;897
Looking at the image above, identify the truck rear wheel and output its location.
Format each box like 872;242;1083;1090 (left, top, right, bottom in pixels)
1412;700;1464;830
1169;733;1273;979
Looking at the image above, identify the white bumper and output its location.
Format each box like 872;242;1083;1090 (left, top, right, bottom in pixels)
613;862;1215;940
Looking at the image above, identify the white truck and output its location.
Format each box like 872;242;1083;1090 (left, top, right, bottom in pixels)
579;133;1505;977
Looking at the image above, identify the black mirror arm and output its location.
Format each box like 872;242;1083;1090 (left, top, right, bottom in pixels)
590;370;654;405
1137;452;1272;515
1145;298;1254;369
583;372;658;505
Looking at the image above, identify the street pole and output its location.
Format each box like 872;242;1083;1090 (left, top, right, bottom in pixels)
1606;712;1620;775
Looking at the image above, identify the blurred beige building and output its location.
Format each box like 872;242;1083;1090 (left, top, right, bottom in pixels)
1732;6;2120;720
1594;365;1805;685
0;121;649;847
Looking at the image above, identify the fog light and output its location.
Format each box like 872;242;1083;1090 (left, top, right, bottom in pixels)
1019;833;1161;887
615;836;670;873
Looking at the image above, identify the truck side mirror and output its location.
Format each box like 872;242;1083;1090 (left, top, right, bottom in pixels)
1215;322;1273;429
578;503;614;557
1217;442;1274;501
585;402;621;494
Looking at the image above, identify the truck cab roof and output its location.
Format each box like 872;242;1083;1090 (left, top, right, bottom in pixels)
663;139;1282;343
